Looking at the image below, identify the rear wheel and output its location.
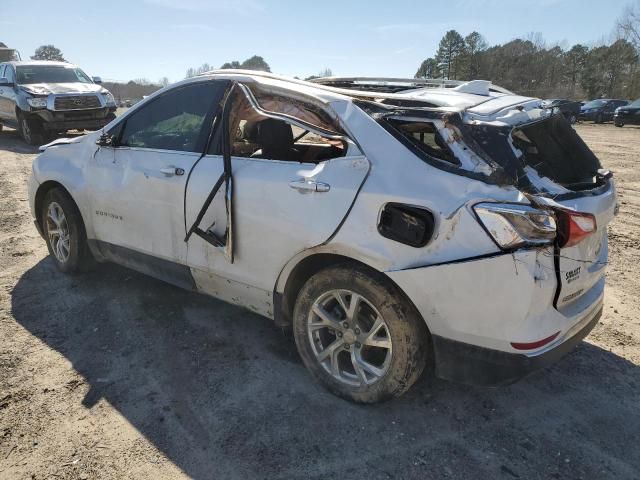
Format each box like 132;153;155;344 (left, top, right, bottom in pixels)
18;112;45;145
615;121;624;127
293;265;428;403
41;188;95;273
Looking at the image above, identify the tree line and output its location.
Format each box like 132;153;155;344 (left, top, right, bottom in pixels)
185;55;271;78
415;4;640;101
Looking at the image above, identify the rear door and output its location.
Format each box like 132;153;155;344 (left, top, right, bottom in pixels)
0;64;16;122
184;84;369;299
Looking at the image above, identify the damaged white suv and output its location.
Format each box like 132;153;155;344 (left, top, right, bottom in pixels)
28;72;616;403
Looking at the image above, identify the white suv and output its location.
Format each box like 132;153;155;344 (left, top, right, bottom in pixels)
28;71;616;402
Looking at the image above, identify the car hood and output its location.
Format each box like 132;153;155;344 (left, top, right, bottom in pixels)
19;83;105;95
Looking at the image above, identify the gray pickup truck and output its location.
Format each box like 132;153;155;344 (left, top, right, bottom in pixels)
0;60;117;145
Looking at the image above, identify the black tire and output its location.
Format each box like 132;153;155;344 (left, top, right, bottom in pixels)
41;188;95;274
615;121;624;127
17;112;45;145
293;264;428;403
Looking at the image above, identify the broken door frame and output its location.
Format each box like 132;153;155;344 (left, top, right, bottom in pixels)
185;81;350;264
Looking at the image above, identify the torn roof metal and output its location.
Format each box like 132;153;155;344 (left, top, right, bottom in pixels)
198;70;535;113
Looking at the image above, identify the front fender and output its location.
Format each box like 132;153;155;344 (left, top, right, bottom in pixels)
31;133;99;237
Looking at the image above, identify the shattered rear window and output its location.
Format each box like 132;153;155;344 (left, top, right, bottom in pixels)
387;119;457;165
512;114;602;187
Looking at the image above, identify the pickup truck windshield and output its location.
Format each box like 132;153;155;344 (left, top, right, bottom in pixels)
16;65;92;85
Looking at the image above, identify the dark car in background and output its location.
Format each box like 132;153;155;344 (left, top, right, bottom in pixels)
540;98;581;124
580;99;628;123
614;98;640;127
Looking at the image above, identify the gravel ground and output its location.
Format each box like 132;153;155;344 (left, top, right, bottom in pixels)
0;123;639;480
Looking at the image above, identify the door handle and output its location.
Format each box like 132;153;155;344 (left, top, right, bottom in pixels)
289;179;330;193
160;167;184;177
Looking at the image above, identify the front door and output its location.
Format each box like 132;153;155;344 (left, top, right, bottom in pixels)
0;65;17;123
86;80;229;265
184;84;369;312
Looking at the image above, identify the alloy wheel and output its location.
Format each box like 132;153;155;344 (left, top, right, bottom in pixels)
307;289;393;387
46;202;70;263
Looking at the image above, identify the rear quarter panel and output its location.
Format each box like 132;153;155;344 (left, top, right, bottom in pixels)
326;100;528;272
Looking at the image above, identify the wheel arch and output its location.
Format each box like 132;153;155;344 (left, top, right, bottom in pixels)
34;180;82;233
274;251;428;335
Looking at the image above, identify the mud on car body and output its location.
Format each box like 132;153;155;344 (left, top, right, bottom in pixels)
28;72;616;402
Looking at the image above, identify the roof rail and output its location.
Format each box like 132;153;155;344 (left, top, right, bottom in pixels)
197;69;514;99
309;76;513;95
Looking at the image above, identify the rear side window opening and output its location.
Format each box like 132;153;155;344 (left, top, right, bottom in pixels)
386;119;459;166
511;113;603;190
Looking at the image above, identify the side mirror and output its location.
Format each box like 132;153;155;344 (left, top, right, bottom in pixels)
92;76;103;84
0;77;14;87
96;132;115;147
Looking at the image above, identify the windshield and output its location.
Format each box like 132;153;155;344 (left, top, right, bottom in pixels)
583;99;608;108
16;65;92;85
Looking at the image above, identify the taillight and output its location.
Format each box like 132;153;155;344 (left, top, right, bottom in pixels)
473;202;557;250
555;209;597;248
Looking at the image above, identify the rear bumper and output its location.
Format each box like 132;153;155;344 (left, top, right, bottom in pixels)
386;248;607;386
432;305;602;386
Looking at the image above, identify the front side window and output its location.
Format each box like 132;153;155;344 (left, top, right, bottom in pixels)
4;65;14;83
583;99;607;109
118;82;227;153
16;65;91;84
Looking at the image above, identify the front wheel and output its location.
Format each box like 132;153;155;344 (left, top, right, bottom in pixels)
293;265;428;403
42;188;95;273
18;112;45;146
615;121;624;127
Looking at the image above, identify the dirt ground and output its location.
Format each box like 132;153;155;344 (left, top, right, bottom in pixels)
0;122;639;480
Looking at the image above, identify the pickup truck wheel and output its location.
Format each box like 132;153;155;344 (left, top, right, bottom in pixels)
18;113;45;146
293;265;428;403
42;188;95;274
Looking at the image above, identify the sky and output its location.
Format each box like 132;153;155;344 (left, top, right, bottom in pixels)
0;0;629;83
